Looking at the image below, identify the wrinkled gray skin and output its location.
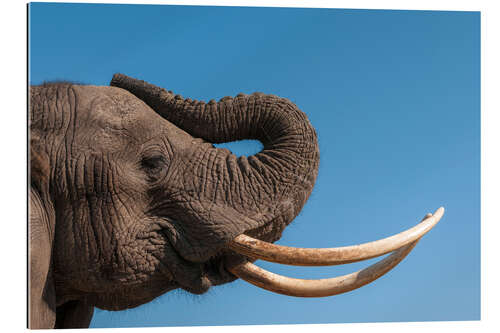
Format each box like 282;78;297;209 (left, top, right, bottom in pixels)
29;74;319;329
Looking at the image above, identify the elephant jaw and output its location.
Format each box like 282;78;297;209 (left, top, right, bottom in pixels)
224;207;444;297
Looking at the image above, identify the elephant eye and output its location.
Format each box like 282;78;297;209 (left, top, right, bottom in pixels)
140;153;168;183
141;155;165;169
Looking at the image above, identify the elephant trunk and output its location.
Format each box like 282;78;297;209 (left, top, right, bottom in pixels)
110;74;319;244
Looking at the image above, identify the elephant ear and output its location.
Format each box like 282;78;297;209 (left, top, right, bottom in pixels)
29;141;57;329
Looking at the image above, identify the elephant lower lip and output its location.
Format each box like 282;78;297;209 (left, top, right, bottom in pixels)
180;276;211;295
200;250;241;286
176;253;239;294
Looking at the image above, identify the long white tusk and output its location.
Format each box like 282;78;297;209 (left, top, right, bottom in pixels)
228;207;444;266
227;239;419;297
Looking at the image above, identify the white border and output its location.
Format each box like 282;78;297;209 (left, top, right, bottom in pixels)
2;1;497;332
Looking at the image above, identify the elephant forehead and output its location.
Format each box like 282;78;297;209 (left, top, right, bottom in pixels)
71;85;168;150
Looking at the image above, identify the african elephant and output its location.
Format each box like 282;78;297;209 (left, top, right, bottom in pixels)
29;74;443;329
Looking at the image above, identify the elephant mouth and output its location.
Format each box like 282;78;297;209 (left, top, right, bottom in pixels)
223;207;444;297
157;230;240;295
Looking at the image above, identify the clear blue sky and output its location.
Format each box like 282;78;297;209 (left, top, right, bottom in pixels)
29;3;480;327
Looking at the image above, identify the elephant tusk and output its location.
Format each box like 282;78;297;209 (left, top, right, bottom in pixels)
228;207;444;266
227;239;419;297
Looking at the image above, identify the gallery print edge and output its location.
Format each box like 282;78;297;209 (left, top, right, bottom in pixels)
28;74;444;329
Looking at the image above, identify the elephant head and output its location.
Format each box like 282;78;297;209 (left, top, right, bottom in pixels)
28;74;443;328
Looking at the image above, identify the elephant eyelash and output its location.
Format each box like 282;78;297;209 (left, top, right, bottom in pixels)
140;153;170;185
141;155;166;170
